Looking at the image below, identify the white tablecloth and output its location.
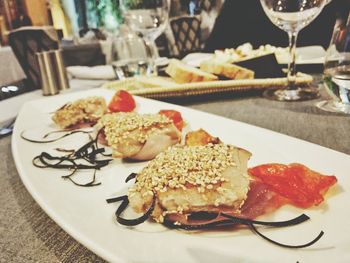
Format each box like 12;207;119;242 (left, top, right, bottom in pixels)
0;46;26;86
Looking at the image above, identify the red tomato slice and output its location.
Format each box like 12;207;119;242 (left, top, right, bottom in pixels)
159;110;184;131
108;90;136;112
248;163;337;208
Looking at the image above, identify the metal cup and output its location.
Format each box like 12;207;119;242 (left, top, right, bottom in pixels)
36;51;59;96
52;49;69;91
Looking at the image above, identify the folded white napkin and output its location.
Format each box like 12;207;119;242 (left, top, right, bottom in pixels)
66;65;116;80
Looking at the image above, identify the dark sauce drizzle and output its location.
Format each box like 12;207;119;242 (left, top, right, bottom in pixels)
107;194;156;226
22;128;112;187
125;172;137;183
21;129;92;143
106;173;324;248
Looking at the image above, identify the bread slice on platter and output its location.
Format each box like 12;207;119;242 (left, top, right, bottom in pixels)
165;59;218;83
200;60;255;80
133;76;178;88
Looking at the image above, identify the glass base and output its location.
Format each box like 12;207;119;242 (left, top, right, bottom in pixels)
316;100;350;114
263;88;319;101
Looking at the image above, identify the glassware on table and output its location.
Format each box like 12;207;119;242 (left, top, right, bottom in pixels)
260;0;328;101
119;0;169;61
112;25;153;79
316;14;350;114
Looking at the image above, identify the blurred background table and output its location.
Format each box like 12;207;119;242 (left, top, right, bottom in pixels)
1;77;350;262
0;46;26;86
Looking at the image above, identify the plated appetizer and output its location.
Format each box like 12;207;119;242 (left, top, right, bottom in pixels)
52;90;137;130
108;129;337;248
52;96;107;129
95;111;182;160
22;90;184;186
127;143;251;223
50;90;184;162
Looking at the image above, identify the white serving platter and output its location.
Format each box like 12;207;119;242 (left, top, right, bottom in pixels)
12;88;350;263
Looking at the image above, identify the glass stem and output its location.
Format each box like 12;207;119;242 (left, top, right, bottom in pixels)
144;36;159;59
287;31;299;90
143;36;159;75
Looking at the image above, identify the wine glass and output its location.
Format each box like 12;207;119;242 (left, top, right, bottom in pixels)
112;25;153;79
260;0;328;101
119;0;169;61
316;14;350;113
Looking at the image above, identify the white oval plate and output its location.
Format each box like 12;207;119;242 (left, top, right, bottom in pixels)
12;88;350;263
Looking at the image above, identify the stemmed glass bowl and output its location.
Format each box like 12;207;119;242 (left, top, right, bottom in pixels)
316;14;350;113
119;0;169;60
260;0;328;101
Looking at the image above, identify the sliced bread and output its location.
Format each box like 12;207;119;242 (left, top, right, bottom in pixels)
200;60;255;80
165;59;218;83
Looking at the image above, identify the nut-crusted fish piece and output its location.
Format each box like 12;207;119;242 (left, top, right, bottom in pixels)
95;112;181;160
52;96;107;129
128;143;251;222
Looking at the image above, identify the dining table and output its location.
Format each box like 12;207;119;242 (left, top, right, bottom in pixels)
1;75;350;262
